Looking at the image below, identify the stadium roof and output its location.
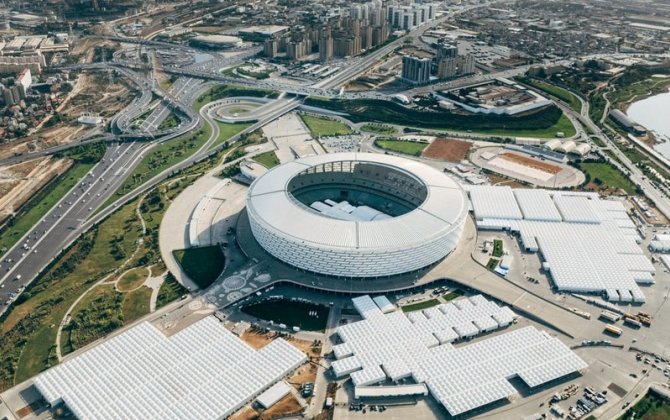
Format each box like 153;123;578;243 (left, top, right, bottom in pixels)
246;153;467;252
34;317;307;420
332;295;587;416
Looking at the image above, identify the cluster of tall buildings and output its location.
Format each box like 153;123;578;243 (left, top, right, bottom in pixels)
2;68;31;106
387;2;438;31
402;40;475;85
263;0;439;62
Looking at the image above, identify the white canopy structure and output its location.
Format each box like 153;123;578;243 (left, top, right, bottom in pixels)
332;295;587;417
34;317;307;420
468;186;652;303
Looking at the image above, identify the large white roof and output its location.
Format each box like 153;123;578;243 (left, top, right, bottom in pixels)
467;187;652;303
34;317;307;420
333;295;586;416
247;153;467;252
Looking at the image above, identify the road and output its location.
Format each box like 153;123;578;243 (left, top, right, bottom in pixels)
0;142;150;314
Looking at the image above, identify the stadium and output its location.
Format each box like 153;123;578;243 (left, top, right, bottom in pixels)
245;153;468;278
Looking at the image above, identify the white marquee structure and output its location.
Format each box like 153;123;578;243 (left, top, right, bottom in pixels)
246;153;468;277
468;186;653;302
332;295;587;416
34;317;307;420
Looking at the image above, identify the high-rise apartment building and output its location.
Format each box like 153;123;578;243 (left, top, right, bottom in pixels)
402;55;431;84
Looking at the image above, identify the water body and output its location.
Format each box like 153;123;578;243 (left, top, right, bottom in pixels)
627;89;670;158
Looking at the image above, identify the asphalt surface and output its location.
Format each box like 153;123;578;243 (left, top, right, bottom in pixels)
0;142;149;313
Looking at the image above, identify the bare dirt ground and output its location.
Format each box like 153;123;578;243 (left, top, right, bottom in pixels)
288;362;318;390
0;157;71;223
422;138;471;162
0;72;135;160
487;173;530;189
230;406;258;420
500;152;562;174
260;394;302;419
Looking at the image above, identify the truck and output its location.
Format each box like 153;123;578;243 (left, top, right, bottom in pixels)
599;310;621;323
604;325;623;336
638;316;652;327
624;317;642;328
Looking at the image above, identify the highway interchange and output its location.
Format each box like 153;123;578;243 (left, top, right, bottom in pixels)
2;1;670;331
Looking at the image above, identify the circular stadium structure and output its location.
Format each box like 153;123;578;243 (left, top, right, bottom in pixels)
246;153;468;278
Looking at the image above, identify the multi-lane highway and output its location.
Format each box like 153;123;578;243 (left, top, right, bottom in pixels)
0;142;149;313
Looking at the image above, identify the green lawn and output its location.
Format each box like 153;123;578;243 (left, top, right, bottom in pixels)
157;113;179;131
173;246;225;289
241;299;330;331
487;258;500;270
374;139;428;156
361;124;397;135
253;151;280;169
306;97;575;138
1;177;177;390
492;239;504;258
194;85;278;112
401;299;440;312
60;285;125;355
300;114;353;137
520;78;582;113
208;122;251;151
117;267;148;292
579;162;637;194
0;143;104;255
620;390;670;419
473;113;577;139
156;273;187;309
104;123;213;208
442;289;464;301
121;286;152;323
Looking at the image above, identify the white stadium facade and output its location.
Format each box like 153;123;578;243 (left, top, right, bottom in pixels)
246;153;468;278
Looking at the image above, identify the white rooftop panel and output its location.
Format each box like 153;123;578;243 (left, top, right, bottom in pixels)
553;195;599;223
468;186;523;220
513;189;562;221
332;296;585;416
33;317;307;420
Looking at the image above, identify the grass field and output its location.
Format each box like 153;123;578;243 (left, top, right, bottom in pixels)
374;139;428;156
474;114;577;139
157;113;180;131
520;78;582;113
253;150;280;169
241;299;329;331
194;85;278;112
156;273;187;309
620;390;670;419
492;239;504;258
306;97;575;138
60;285;124;355
121;286;152;323
104;125;212;208
117;267;148;291
0;175;181;390
208;122;252;151
579;162;637;194
361;124;397;135
487;258;500;270
300;114;353;137
173;246;225;289
442;289;464;301
401;299;440;312
0;143;105;255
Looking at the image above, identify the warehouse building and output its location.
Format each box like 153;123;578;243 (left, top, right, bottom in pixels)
34;317;307;420
468;186;653;302
332;295;587;416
